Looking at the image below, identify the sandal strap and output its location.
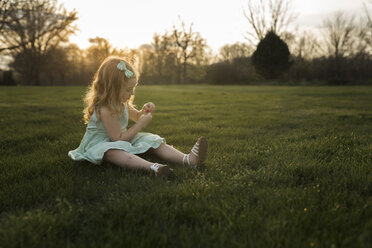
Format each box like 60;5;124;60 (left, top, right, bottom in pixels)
182;140;201;168
182;154;197;168
182;154;191;167
191;148;198;157
150;163;160;172
191;142;199;156
182;154;187;166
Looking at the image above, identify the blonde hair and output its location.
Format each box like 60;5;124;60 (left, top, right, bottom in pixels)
83;56;138;124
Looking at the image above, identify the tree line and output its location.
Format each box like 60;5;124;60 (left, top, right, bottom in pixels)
1;0;372;86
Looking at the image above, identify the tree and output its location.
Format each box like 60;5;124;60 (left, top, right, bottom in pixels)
219;42;253;62
243;0;296;44
85;37;113;76
0;0;9;32
172;20;207;84
42;43;86;85
137;21;208;85
1;0;77;53
151;32;173;81
323;12;357;59
84;37;139;81
361;1;372;55
364;0;372;31
252;31;292;79
1;0;78;84
291;31;323;60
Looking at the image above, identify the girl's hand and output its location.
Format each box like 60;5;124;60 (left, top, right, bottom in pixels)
142;102;155;114
138;113;152;127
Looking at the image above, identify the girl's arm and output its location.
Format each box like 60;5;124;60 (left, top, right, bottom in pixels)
99;106;152;142
128;105;144;122
128;102;155;122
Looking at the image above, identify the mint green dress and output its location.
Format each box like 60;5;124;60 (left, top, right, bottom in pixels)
68;104;164;165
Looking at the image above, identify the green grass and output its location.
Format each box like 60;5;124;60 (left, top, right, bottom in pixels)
0;85;372;248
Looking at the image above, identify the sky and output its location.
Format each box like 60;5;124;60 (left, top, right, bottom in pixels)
61;0;365;52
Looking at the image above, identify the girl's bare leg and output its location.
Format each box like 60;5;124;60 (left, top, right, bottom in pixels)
104;149;171;177
150;143;193;166
104;149;153;170
151;137;207;167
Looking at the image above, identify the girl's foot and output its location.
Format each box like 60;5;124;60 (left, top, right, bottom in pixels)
150;163;172;178
182;136;208;168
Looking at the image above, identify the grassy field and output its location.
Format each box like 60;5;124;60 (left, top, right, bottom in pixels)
0;85;371;248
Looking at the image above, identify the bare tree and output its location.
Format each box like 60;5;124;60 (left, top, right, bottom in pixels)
362;0;372;55
322;11;356;58
243;0;296;44
291;31;323;60
364;0;372;26
172;19;206;84
138;21;208;84
0;0;77;53
0;0;9;32
1;0;77;84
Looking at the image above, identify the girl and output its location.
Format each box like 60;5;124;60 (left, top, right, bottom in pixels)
68;56;208;178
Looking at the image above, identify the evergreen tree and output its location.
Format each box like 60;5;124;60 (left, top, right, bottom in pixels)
252;31;292;79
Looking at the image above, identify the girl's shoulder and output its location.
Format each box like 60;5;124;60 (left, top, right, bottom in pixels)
95;106;110;120
96;105;126;121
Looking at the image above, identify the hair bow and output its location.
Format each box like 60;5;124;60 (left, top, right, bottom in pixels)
117;61;134;78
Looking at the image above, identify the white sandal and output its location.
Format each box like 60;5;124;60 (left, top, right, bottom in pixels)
182;136;208;168
150;163;171;178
